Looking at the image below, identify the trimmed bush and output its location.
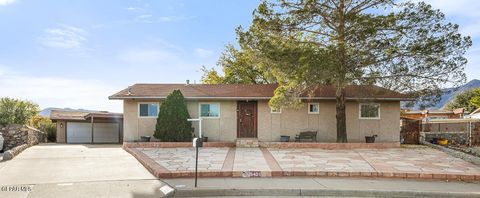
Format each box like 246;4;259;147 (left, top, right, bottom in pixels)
154;90;193;141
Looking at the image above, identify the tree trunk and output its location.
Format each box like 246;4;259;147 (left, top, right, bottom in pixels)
335;0;348;143
335;86;347;143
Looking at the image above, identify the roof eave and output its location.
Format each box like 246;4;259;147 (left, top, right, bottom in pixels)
109;96;415;101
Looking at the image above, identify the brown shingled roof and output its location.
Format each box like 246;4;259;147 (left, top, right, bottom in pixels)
109;84;413;101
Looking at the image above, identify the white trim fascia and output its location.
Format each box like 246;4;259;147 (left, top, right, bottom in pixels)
358;103;381;119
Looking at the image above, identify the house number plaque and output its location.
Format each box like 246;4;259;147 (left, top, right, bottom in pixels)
242;171;262;177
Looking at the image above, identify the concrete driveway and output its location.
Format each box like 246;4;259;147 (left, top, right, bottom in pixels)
0;144;173;198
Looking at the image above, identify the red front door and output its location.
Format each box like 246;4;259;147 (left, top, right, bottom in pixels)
237;101;257;138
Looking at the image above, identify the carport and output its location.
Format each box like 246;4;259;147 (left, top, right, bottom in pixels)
50;110;123;143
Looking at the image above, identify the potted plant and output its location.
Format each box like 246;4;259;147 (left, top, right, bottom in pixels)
140;135;151;142
365;135;378;143
280;135;290;142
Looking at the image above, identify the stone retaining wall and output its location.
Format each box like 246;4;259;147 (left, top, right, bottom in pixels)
421;131;469;145
0;124;46;151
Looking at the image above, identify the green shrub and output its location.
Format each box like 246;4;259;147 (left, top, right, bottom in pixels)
154;90;193;141
0;97;39;127
29;115;56;142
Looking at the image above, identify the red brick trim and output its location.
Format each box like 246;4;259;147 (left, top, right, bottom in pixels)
260;148;283;176
259;142;400;149
123;142;235;148
221;147;236;176
123;146;170;177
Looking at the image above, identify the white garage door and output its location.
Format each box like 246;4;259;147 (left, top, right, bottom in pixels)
67;122;119;143
67;122;92;143
93;123;119;143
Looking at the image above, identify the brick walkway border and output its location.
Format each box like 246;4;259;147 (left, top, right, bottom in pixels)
123;141;399;149
123;143;480;181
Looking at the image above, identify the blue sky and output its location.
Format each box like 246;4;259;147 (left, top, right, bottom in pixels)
0;0;479;112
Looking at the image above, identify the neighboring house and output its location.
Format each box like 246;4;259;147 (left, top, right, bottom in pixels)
401;108;465;120
50;110;123;143
109;84;413;143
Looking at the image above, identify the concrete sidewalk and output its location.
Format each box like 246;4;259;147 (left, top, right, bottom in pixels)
0;179;174;198
165;177;480;197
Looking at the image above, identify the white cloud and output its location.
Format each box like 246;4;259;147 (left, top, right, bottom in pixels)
417;0;480;18
126;6;144;12
38;25;89;52
0;66;122;112
0;64;8;76
0;0;16;6
193;48;214;59
133;14;177;23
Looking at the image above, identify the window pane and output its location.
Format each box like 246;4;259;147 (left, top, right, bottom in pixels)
309;104;319;113
139;104;149;117
209;104;219;117
271;107;281;113
200;104;210;117
361;104;379;118
148;104;158;117
200;104;219;117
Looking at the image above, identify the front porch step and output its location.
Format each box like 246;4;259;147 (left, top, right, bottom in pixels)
236;138;259;148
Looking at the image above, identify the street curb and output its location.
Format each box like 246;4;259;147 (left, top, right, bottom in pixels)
172;188;480;197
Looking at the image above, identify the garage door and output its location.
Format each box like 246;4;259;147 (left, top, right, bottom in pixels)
93;123;119;143
67;122;119;143
67;122;92;143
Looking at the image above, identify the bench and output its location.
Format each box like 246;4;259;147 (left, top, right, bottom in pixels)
295;131;318;142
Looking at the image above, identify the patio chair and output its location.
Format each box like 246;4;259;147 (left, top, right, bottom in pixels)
295;131;318;142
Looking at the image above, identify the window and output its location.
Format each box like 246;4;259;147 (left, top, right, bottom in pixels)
308;103;319;114
270;107;282;114
200;103;220;118
138;103;159;117
359;103;380;119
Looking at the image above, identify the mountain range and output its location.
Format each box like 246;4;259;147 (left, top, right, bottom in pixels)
407;79;480;110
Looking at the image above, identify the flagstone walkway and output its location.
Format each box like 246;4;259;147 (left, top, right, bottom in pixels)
126;146;480;180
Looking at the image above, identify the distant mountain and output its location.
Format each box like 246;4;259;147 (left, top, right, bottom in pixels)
406;79;480;110
39;107;96;117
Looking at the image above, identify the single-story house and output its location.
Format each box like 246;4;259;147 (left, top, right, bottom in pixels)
50;110;123;143
109;83;413;143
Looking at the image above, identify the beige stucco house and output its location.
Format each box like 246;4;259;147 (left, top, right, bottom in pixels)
109;84;412;143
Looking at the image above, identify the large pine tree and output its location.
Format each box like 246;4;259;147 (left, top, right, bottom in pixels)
154;90;193;142
202;0;471;142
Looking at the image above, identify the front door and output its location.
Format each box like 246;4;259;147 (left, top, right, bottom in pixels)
237;101;257;138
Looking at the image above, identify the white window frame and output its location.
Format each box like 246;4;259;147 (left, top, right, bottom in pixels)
359;103;381;119
199;102;221;119
138;102;160;118
308;103;320;114
270;107;282;114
